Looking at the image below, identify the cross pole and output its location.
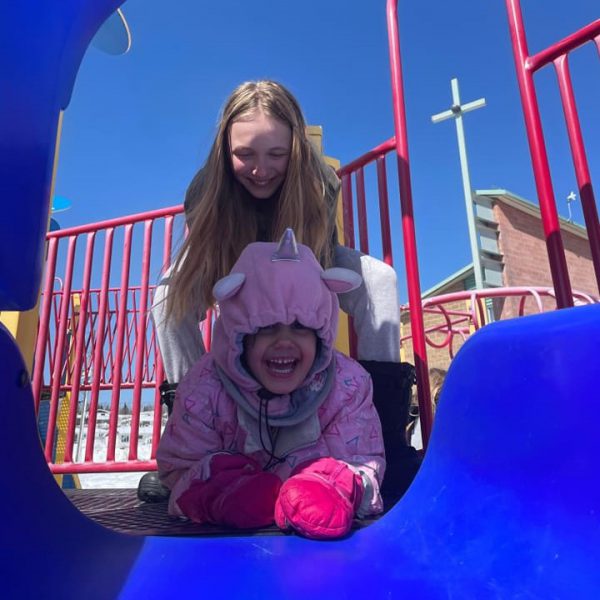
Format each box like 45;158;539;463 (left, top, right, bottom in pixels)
432;78;486;289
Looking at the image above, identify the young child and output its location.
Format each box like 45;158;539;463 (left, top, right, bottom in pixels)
157;229;385;540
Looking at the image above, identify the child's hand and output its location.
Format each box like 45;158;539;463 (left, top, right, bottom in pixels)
275;457;364;539
177;453;281;528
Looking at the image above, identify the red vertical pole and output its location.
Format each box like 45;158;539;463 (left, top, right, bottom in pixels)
64;232;96;462
356;167;369;254
553;55;600;294
130;220;153;460
32;237;58;411
45;236;77;460
376;156;394;267
387;0;433;447
505;0;573;308
340;173;358;358
86;228;114;461
151;215;174;457
107;224;133;461
341;174;356;249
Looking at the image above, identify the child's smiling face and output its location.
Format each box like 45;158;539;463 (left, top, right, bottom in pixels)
244;322;317;395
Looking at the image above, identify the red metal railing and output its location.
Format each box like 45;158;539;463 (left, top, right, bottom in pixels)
34;206;186;473
338;137;397;358
405;287;598;360
506;0;600;307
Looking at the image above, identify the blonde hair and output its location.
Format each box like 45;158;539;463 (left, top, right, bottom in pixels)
168;80;336;320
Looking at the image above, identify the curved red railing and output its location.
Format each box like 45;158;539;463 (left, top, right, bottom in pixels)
404;287;598;360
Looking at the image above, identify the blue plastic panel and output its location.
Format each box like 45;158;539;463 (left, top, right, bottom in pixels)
2;304;599;598
0;0;123;310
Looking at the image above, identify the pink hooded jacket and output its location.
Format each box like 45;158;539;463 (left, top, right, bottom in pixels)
157;233;386;518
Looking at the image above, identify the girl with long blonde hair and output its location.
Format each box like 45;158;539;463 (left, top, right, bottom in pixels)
154;80;400;385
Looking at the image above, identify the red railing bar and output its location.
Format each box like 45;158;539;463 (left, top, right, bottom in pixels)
355;167;369;254
107;224;133;460
151;216;173;456
64;231;96;462
387;0;433;447
340;174;355;249
144;324;155;381
527;19;600;73
86;228;114;461
337;137;396;177
150;310;165;458
52;382;156;393
505;0;574;308
130;220;154;460
421;303;454;350
82;306;97;382
50;460;157;474
46;204;183;239
162;213;175;274
150;379;163;459
417;285;597;306
44;235;77;460
104;294;118;383
553;55;600;293
376;156;393;266
67;284;146;295
44;293;61;389
339;174;358;358
32;237;58;410
125;291;137;382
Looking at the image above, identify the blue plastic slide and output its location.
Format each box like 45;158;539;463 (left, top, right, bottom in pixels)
1;2;599;597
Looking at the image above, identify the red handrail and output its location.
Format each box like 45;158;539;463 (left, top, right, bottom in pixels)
505;0;600;304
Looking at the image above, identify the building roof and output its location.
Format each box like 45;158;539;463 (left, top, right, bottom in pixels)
475;188;589;240
422;263;475;298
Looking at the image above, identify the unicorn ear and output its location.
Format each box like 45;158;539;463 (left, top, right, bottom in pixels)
212;272;246;301
321;267;362;294
272;227;300;262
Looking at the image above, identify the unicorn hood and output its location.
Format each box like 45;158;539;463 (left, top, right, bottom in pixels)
210;229;361;410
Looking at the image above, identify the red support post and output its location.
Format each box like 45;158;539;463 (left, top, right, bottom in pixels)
376;157;393;266
387;0;433;447
505;0;574;308
64;232;96;462
553;55;600;294
107;224;133;461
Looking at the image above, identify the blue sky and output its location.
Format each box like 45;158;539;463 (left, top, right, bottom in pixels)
54;0;599;297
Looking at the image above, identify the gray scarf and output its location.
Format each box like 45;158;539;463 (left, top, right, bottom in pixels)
215;357;336;458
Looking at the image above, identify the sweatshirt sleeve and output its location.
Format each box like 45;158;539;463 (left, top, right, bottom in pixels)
321;354;386;516
156;357;226;516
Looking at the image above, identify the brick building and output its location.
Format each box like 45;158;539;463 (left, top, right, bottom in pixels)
401;189;599;370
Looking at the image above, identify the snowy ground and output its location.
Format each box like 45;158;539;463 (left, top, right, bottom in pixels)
73;411;165;489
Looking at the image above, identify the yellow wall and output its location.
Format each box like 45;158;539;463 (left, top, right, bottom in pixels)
306;125;350;355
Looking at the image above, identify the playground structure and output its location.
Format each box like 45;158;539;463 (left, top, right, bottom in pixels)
1;1;600;598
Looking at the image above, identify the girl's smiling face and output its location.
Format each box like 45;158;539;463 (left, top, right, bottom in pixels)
229;109;292;200
244;322;317;395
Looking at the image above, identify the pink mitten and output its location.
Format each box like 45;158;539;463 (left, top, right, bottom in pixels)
177;454;281;528
275;457;364;539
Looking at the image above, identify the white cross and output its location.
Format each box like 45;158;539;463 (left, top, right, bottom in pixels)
566;191;577;222
432;78;486;289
